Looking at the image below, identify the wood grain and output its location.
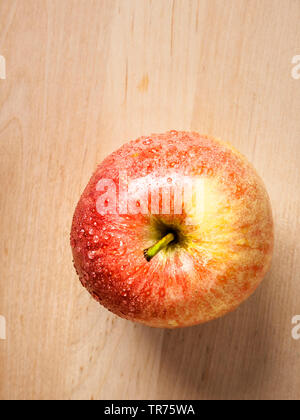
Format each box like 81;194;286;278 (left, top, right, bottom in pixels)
0;0;300;400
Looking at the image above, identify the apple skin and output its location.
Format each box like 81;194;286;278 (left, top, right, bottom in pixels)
70;131;274;328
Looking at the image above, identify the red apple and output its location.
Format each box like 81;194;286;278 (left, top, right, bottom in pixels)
70;131;274;328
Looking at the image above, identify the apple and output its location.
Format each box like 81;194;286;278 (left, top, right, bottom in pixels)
70;131;274;328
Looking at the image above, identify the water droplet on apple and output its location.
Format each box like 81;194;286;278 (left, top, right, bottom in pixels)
88;250;96;260
143;138;153;145
167;177;172;183
114;241;126;256
89;228;94;235
93;235;99;243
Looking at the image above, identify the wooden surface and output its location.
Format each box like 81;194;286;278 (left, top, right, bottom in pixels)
0;0;300;400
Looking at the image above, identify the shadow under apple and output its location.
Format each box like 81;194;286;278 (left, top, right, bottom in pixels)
136;266;279;400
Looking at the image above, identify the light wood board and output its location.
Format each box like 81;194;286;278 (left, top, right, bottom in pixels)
0;0;300;400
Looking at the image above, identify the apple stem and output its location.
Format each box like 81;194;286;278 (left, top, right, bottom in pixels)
143;232;175;262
